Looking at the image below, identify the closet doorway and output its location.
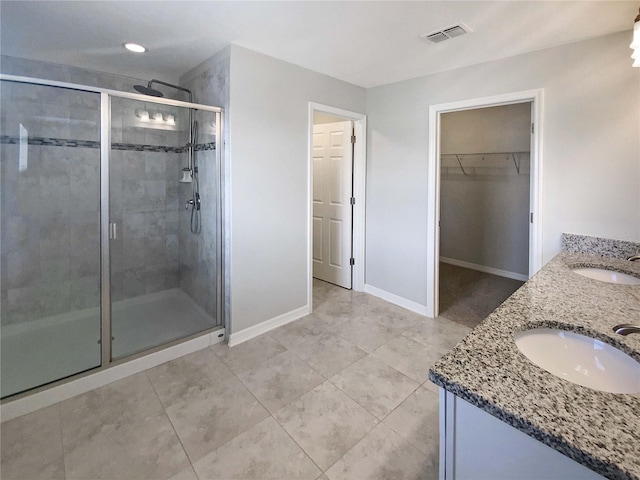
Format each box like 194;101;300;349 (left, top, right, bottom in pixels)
426;90;543;320
439;103;530;327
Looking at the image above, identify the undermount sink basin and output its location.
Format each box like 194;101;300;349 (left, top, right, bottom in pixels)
515;328;640;393
572;267;640;285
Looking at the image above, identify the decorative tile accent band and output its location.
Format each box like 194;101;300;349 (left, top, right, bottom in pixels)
0;135;215;153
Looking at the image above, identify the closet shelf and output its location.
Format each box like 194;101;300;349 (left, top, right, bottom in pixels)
441;151;530;176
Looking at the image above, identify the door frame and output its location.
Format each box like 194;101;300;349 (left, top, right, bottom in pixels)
308;103;367;307
426;89;544;318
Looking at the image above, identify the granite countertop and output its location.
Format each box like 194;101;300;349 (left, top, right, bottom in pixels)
429;235;640;480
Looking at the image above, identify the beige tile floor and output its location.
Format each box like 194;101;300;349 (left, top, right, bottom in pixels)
1;279;472;480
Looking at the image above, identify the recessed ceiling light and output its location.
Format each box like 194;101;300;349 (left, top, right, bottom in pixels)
123;42;147;53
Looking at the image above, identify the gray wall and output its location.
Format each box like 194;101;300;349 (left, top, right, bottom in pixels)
366;31;640;308
440;104;531;276
228;45;366;335
441;104;531;155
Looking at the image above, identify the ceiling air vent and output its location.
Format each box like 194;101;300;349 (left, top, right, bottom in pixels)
425;32;449;43
420;23;472;44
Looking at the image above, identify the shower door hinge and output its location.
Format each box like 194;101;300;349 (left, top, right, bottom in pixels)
351;134;356;144
109;222;117;239
530;212;533;224
350;257;355;266
350;197;356;205
531;123;534;134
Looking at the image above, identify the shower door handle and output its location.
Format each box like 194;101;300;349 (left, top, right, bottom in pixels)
109;222;117;240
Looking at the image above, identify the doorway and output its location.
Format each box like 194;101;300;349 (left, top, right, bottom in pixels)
312;116;353;289
307;103;366;309
439;103;531;327
426;90;543;318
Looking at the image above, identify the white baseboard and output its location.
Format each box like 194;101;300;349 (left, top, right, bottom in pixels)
228;305;310;347
440;257;529;282
0;329;225;423
364;284;428;316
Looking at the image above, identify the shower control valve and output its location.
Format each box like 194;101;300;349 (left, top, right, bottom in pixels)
185;199;195;210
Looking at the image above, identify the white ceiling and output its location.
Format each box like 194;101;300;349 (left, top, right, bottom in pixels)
1;1;638;88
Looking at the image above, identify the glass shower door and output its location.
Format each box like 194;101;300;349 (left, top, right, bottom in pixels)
0;81;102;398
109;97;218;359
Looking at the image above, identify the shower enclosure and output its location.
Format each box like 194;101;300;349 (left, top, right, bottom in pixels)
0;75;223;399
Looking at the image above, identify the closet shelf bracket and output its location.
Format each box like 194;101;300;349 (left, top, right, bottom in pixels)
511;153;521;175
455;154;468;175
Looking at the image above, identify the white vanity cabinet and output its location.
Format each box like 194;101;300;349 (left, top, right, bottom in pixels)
438;389;606;480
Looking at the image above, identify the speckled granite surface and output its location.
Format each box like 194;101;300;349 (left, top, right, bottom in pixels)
429;236;640;480
563;233;640;259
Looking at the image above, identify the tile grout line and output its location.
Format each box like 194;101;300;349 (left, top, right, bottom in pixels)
319;412;382;476
143;370;198;479
326;352;422;421
56;402;68;480
270;406;326;476
380;385;440;456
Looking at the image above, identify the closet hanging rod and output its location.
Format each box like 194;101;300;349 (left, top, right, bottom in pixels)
441;151;530;175
440;151;529;158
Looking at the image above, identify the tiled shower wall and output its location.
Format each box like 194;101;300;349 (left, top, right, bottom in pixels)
109;96;186;303
0;82;102;326
1;55;224;326
180;47;230;319
177;119;217;317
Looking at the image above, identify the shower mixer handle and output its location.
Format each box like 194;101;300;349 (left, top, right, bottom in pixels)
185;195;201;210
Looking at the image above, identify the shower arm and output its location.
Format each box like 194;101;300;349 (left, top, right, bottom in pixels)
147;79;194;172
147;79;192;102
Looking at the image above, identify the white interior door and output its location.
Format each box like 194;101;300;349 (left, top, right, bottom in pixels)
312;120;353;288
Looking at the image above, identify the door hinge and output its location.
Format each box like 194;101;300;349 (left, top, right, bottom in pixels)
109;222;117;240
531;123;534;134
350;197;355;205
530;212;533;224
349;258;355;266
351;134;356;144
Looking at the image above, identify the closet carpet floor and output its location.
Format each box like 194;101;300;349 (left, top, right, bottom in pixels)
439;262;525;329
1;279;474;480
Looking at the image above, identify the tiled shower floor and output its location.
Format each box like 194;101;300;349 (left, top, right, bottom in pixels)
1;279;473;480
1;289;214;398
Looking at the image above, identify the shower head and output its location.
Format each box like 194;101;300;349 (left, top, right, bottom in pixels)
133;79;192;102
134;82;164;97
